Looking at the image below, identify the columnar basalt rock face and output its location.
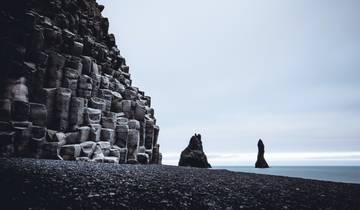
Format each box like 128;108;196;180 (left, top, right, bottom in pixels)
255;139;269;168
178;134;211;168
0;0;161;164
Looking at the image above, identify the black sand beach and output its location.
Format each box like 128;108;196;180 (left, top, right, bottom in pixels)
0;158;359;210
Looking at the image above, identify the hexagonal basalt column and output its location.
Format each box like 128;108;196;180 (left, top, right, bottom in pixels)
55;88;72;131
127;129;139;162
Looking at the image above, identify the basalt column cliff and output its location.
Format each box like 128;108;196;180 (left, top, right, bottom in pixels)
0;0;161;164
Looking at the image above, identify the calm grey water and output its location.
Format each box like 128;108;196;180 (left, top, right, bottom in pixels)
212;166;360;184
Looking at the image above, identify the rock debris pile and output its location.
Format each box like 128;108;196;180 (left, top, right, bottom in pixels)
0;0;161;164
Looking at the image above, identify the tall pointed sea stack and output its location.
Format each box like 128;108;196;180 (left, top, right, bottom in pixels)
255;139;269;168
179;134;211;168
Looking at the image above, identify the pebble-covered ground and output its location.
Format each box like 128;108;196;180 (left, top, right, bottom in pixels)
0;158;359;210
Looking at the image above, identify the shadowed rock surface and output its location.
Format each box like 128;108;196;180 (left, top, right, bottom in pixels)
1;158;360;210
0;0;161;164
255;139;269;168
178;134;211;168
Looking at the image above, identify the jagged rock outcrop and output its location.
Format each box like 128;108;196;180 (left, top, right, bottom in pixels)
0;0;161;164
255;139;269;168
179;134;211;168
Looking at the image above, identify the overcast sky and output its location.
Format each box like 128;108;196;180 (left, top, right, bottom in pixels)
98;0;360;165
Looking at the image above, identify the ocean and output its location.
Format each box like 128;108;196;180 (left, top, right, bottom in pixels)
212;166;360;184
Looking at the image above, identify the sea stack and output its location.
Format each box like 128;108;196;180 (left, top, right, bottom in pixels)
179;134;211;168
255;139;269;168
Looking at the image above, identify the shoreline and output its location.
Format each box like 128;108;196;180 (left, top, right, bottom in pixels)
211;165;360;184
1;158;360;209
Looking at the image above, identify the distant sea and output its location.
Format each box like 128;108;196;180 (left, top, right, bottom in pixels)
212;166;360;184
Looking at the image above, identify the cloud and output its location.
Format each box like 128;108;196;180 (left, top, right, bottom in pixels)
98;0;360;165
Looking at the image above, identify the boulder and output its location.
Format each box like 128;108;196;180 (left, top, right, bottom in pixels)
178;134;211;168
255;139;270;168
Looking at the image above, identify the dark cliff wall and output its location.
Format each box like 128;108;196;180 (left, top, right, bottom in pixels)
0;0;161;164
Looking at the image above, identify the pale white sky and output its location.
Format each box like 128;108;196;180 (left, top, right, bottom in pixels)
98;0;360;165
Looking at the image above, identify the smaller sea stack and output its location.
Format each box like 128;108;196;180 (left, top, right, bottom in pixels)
178;133;211;168
255;139;269;168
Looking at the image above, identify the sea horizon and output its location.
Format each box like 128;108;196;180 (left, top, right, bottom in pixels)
212;165;360;184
